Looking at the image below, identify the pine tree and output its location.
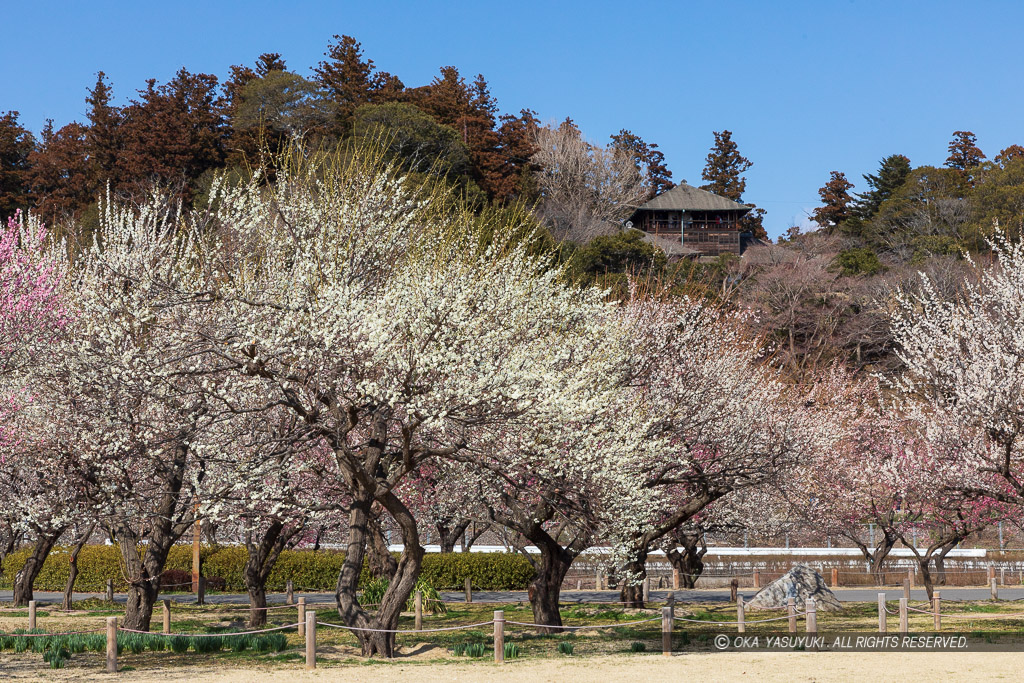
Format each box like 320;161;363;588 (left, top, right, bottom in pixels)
27;120;91;222
852;154;911;221
812;171;854;232
995;145;1024;167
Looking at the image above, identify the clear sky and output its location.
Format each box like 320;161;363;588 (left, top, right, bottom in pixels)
3;0;1022;238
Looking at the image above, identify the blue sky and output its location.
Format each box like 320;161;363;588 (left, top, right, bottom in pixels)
3;0;1022;238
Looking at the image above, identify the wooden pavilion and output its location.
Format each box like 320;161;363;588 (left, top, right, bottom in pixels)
627;183;752;257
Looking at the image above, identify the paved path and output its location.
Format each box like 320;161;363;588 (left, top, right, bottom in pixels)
4;587;1024;607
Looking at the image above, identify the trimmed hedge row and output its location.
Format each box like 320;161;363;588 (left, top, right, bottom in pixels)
0;546;534;592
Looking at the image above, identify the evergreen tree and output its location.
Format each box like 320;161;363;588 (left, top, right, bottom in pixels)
85;72;121;190
609;129;674;200
852;154;911;221
945;130;985;172
699;130;766;239
700;130;749;201
994;144;1024;168
27;120;91;222
314;35;403;131
0;111;36;219
812;171;854;232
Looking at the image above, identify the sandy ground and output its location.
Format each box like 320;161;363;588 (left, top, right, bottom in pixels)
0;652;1018;682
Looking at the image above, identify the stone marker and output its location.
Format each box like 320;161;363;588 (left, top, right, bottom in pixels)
746;565;842;612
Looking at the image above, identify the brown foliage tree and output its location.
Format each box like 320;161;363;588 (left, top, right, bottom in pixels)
945;130;985;172
314;35;403;132
27;120;92;223
812;171;855;232
700;130;767;239
0;111;35;219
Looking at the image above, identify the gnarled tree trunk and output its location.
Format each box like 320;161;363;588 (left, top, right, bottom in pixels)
619;549;649;608
436;519;470;554
366;509;398;580
666;529;707;589
13;527;65;607
243;519;304;627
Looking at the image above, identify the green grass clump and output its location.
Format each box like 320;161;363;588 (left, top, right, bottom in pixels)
557;641;575;655
504;642;520;659
169;636;189;653
629;641;646;652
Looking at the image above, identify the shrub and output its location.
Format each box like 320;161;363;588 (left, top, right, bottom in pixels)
168;636;189;653
629;641;646;653
558;641;574;655
0;546;535;592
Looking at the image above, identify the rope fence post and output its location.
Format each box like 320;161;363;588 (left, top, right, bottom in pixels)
729;579;738;603
286;580;294;606
991;578;999;601
28;600;36;630
464;577;472;603
667;592;675;616
832;568;839;588
753;569;760;589
1001;567;1006;586
304;609;316;670
903;578;911;601
106;616;117;673
988;564;995;585
899;597;908;634
494;610;505;664
877;593;886;633
415;590;423;631
787;597;796;633
737;596;745;633
661;606;672;656
907;567;914;588
643;577;650;604
106;579;114;603
297;597;306;637
672;569;680;590
197;576;205;607
805;599;817;634
576;580;581;591
162;599;171;634
933;590;941;631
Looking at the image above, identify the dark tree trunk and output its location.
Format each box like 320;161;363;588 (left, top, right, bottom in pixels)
62;523;96;611
336;489;425;658
933;541;957;586
529;541;574;632
243;519;302;628
13;528;64;607
117;525;178;631
436;519;470;554
666;530;708;589
366;510;398;580
619;549;649;608
918;557;935;600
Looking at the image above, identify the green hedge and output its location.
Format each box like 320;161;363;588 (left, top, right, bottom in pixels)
0;546;534;592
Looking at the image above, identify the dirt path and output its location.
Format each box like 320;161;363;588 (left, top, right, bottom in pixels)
1;652;1017;682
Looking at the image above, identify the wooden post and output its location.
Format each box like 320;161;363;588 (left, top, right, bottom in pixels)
1001;567;1006;586
494;610;505;663
304;609;316;670
106;579;114;603
737;596;745;634
286;580;294;606
903;578;911;601
907;567;914;588
464;576;472;603
106;616;117;673
787;597;796;633
28;600;36;630
729;578;738;603
805;599;817;634
576;580;581;591
297;597;306;637
831;568;839;588
933;591;941;631
661;606;672;656
413;590;423;631
899;597;908;634
988;564;995;584
162;600;171;634
192;505;200;593
672;568;680;590
596;569;602;591
643;577;650;603
667;592;675;616
197;576;205;606
878;593;886;633
991;578;998;600
753;569;760;589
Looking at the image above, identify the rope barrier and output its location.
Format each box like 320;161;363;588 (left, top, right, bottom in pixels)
503;618;662;630
315;620;495;634
673;613;798;625
117;623;301;637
